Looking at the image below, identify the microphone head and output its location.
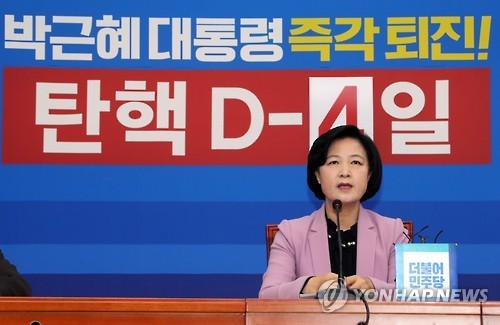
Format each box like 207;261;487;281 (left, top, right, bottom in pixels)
332;199;342;210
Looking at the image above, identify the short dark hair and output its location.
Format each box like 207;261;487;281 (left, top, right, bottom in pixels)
307;125;383;201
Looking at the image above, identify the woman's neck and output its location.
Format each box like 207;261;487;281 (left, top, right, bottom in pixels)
325;200;360;230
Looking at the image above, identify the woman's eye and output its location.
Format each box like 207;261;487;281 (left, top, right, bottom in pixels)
351;160;362;165
327;160;338;165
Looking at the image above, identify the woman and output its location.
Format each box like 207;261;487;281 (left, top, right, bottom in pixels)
259;125;406;299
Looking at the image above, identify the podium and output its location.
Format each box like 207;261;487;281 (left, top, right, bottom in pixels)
0;297;497;324
484;302;500;325
246;299;482;324
0;297;245;325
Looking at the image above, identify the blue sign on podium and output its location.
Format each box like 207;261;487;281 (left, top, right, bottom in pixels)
395;243;458;300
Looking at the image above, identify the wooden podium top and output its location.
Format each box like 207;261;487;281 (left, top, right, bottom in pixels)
0;297;245;313
0;297;496;325
0;297;246;325
246;299;483;324
483;302;500;325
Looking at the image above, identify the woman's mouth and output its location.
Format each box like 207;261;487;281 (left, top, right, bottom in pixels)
338;183;352;190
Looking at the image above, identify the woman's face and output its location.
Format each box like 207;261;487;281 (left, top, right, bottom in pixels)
315;137;371;206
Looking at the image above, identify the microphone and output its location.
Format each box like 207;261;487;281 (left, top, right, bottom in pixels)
332;199;345;287
409;225;429;243
433;230;444;243
318;199;369;324
319;200;359;300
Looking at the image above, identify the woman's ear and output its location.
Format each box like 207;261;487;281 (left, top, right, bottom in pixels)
315;170;321;184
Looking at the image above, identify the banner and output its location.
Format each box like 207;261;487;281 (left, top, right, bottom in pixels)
3;67;490;164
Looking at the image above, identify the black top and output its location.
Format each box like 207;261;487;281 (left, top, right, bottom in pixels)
326;215;357;277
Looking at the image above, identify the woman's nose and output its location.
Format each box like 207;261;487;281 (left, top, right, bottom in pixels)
339;164;351;177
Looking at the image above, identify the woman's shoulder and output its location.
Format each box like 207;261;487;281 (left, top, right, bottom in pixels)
277;205;324;236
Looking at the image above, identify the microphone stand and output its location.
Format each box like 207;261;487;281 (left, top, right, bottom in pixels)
318;200;370;324
332;200;357;299
409;225;429;243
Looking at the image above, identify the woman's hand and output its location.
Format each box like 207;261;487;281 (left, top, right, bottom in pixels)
345;275;374;290
302;272;338;294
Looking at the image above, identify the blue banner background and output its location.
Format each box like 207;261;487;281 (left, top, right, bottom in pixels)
0;0;499;299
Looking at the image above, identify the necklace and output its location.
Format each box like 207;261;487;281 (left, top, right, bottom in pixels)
325;209;357;247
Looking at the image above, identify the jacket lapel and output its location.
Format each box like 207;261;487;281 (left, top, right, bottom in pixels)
309;204;331;275
356;206;376;277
